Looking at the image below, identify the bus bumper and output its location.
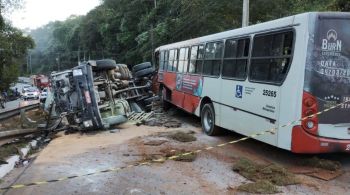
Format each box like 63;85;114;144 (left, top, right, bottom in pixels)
291;126;350;153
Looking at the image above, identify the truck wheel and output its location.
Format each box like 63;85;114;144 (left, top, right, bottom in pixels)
94;59;117;70
201;103;220;136
135;67;155;78
132;62;152;72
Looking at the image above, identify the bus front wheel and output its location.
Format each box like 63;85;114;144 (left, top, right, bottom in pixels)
201;103;220;136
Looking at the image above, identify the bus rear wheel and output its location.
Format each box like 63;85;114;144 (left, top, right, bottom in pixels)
201;103;219;136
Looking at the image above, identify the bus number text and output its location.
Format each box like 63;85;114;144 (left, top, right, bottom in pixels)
263;90;277;98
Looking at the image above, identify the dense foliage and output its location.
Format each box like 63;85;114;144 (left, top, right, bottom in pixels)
0;0;34;90
29;0;350;74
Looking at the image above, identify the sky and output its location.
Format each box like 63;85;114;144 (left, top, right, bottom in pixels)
9;0;101;30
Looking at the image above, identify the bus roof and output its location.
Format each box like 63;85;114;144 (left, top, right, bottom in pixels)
155;12;348;51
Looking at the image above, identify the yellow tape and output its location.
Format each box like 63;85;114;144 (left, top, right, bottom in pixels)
1;99;348;192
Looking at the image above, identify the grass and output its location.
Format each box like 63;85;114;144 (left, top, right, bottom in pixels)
299;156;341;171
167;131;197;142
237;180;279;194
233;158;300;194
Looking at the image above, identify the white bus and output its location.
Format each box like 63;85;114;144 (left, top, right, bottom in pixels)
155;12;350;153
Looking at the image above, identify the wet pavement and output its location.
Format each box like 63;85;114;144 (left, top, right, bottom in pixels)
0;110;349;195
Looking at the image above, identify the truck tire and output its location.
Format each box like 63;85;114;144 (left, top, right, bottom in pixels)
132;62;152;72
134;67;155;78
94;59;117;70
201;103;220;136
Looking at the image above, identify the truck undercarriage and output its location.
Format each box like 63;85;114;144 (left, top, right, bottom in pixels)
48;59;156;130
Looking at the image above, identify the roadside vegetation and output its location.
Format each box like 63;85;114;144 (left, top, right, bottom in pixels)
28;0;350;74
0;0;34;90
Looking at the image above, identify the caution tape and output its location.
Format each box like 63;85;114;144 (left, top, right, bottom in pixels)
1;100;349;191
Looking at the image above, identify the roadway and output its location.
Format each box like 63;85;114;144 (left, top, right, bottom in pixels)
0;99;39;114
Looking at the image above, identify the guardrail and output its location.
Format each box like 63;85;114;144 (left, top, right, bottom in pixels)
0;103;40;121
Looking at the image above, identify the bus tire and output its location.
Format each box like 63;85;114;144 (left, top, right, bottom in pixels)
201;103;220;136
135;67;155;78
132;62;152;72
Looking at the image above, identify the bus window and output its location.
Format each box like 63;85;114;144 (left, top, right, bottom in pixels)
164;50;169;71
189;45;204;74
159;51;164;71
183;48;189;73
250;31;294;84
189;46;198;73
174;49;178;71
178;48;189;73
222;38;250;79
203;42;223;76
168;49;178;72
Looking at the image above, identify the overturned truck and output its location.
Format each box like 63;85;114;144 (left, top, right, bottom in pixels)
49;59;156;130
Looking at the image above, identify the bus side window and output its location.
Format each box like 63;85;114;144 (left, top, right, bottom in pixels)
159;51;164;71
222;38;250;79
168;49;178;72
178;48;186;73
197;45;204;74
189;46;198;73
203;42;223;76
183;48;189;73
173;49;179;72
189;45;204;74
163;50;169;72
250;31;294;84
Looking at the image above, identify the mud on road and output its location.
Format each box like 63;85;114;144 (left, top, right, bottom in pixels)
1;108;349;195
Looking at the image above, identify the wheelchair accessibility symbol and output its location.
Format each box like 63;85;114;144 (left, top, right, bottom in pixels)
235;85;243;98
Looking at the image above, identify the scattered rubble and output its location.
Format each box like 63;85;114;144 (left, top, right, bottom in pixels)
143;139;168;146
167;131;197;142
233;158;299;193
160;148;197;162
237;180;279;194
299;156;341;171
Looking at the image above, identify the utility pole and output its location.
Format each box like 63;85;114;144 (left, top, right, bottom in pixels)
242;0;249;27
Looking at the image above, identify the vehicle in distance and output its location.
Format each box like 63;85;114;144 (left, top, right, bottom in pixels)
155;12;350;154
22;87;40;100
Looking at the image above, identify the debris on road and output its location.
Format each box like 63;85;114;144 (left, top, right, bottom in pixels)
237;180;279;194
299;156;341;171
143;139;168;146
166;131;197;142
160;148;197;162
233;158;300;193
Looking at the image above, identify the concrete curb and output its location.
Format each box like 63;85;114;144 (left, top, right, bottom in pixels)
0;139;38;179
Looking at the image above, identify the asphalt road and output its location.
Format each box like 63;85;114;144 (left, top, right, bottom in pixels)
0;99;40;114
